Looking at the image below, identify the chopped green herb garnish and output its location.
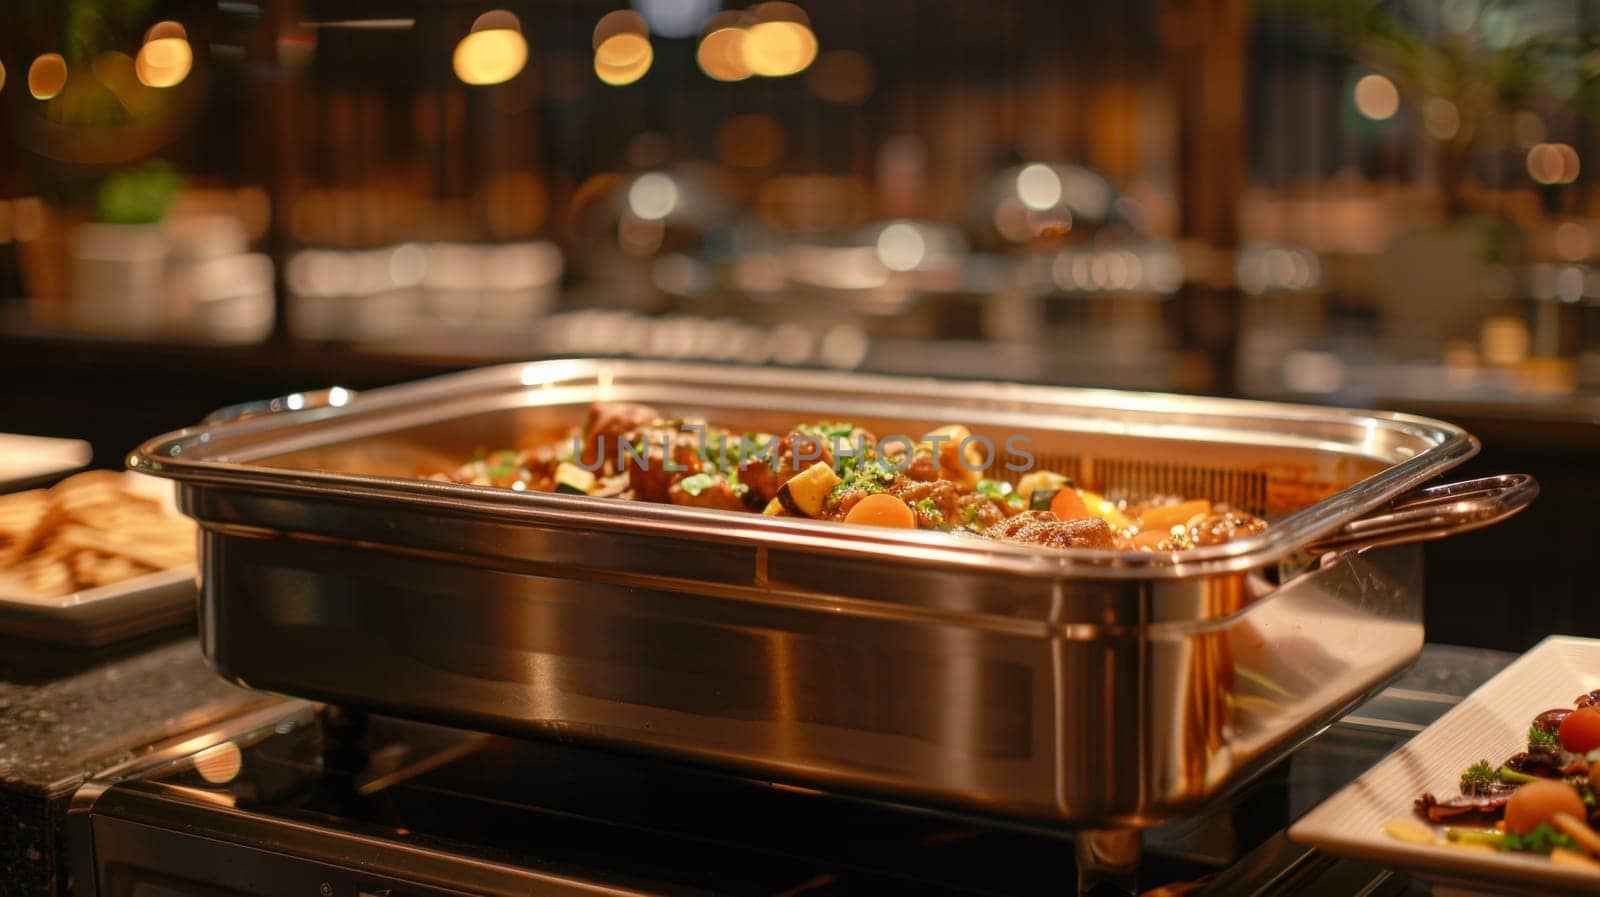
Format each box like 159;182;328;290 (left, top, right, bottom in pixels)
1460;760;1498;792
1529;725;1562;749
797;421;856;440
975;479;1012;499
827;465;897;503
1502;822;1578;855
678;473;717;496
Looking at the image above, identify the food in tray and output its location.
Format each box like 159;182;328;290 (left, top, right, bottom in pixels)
1382;691;1600;874
0;471;196;597
428;401;1269;552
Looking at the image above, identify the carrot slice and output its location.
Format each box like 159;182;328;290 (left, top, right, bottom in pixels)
1050;489;1091;521
844;493;917;529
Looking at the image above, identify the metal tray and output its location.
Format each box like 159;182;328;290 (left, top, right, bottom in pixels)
127;360;1535;838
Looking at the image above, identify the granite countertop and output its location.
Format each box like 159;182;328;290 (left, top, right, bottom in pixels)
0;631;266;795
0;630;270;897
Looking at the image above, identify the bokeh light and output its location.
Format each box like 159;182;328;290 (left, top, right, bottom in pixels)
806;50;874;105
28;54;68;100
145;20;187;41
876;222;926;272
594;10;650;48
633;0;716;38
1527;142;1580;185
1353;73;1399;120
1555;221;1591;261
1422;97;1459;140
472;10;521;33
136;22;194;89
742;20;817;77
1016;163;1062;211
628;172;679;221
453;12;528;86
594;33;653;85
698;27;750;81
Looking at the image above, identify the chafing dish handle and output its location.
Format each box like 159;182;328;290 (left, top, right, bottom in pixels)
1307;474;1538;555
203;387;357;424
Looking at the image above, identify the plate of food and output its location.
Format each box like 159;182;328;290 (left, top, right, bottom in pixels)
1290;636;1600;896
0;470;197;645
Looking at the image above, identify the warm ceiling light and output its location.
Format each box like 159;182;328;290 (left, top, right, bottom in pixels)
697;27;750;81
1527;142;1580;185
1016;163;1062;211
594;32;652;85
471;9;521;33
144;20;188;42
741;20;816;77
1422;97;1459;140
0;60;7;95
28;54;68;99
136;32;194;88
453;26;528;85
593;9;649;49
1353;73;1399;121
627;172;679;221
750;1;809;27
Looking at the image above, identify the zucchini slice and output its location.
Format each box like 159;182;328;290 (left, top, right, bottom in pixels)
1016;471;1070;505
776;461;841;517
554;462;597;495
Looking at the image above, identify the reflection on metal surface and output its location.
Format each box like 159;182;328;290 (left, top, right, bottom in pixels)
193;742;243;784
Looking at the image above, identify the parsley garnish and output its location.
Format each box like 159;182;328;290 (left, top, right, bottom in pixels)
1529;725;1562;749
975;479;1012;499
1460;759;1498;793
1502;823;1578;855
678;473;716;496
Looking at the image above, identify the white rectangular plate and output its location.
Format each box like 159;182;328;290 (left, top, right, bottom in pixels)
0;433;91;491
0;471;196;645
1291;636;1600;896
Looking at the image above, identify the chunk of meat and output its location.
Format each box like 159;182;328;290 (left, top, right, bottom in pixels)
956;493;1010;530
582;402;663;469
625;426;708;502
986;512;1114;549
892;477;960;526
1415;791;1513;824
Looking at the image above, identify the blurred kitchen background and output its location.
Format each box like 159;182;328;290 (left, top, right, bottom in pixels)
1;0;1595;648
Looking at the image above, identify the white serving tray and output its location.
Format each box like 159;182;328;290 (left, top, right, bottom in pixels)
0;472;196;645
1291;636;1600;896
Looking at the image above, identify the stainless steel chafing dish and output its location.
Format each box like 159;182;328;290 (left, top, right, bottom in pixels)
129;360;1533;852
